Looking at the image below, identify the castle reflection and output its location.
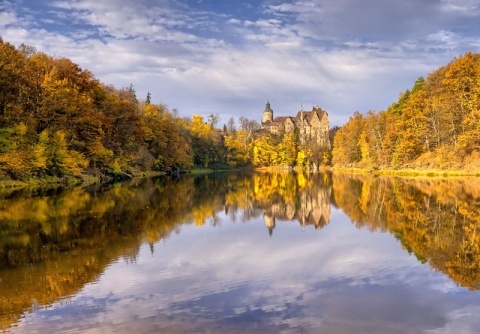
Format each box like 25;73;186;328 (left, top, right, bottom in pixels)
2;171;480;332
256;173;332;236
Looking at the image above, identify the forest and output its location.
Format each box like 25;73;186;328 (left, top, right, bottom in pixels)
332;52;480;172
0;37;335;182
0;37;223;182
1;35;479;182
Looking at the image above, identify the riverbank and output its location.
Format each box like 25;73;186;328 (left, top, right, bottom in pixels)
0;170;168;190
333;167;480;177
190;164;254;174
0;165;254;190
2;165;478;191
255;165;480;177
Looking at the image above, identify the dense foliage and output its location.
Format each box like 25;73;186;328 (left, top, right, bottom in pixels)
332;53;480;171
3;36;477;178
0;37;338;181
0;37;199;180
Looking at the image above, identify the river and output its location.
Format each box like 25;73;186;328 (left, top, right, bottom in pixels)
1;172;480;333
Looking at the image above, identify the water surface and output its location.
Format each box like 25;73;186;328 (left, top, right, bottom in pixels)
1;172;480;333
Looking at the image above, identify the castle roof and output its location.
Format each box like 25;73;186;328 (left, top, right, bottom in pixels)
262;104;329;128
272;116;292;123
264;101;273;113
294;107;327;124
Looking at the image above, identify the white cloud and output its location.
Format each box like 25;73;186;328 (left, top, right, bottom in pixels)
426;29;465;50
0;10;17;27
1;0;480;125
441;0;480;14
429;306;480;334
226;18;241;25
266;1;321;15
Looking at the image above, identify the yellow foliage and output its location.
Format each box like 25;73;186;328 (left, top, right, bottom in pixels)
144;103;161;117
14;122;27;137
296;149;308;168
50;131;88;176
31;143;47;170
190;115;212;139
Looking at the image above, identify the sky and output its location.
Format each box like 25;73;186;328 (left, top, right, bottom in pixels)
1;0;480;126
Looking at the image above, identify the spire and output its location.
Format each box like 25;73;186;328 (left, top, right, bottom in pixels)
264;101;273;113
301;103;304;124
263;101;273;123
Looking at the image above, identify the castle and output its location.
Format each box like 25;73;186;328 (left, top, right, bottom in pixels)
261;102;330;147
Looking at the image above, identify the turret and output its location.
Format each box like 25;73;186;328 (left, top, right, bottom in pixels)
264;212;276;236
263;101;273;123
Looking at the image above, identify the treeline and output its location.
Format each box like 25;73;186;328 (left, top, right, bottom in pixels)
332;52;480;171
2;36;334;182
0;37;202;180
0;37;342;180
1;37;267;181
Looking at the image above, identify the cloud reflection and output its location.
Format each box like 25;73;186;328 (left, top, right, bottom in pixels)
14;208;476;333
5;173;480;333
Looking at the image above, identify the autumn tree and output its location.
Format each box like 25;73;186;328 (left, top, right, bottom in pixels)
332;112;364;166
332;52;480;171
189;115;223;167
224;130;251;166
207;113;221;129
252;133;278;167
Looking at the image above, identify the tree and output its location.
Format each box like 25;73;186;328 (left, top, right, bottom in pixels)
0;39;29;124
227;116;237;135
224;133;250;166
189;115;222;167
45;130;88;176
252;134;278;167
332;112;364;166
207;113;220;129
278;133;297;167
128;83;138;104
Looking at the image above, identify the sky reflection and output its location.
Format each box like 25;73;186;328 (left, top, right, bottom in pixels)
11;203;480;334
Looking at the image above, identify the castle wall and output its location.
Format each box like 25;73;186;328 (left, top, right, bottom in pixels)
260;103;330;148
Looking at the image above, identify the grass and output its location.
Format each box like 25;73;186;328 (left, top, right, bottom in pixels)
190;167;215;174
333;167;480;177
190;164;253;174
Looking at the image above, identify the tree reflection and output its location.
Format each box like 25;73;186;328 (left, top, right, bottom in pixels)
332;173;480;291
1;172;480;331
0;173;332;330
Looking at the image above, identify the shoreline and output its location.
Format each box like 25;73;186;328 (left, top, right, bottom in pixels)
0;170;167;191
2;166;479;190
332;167;480;177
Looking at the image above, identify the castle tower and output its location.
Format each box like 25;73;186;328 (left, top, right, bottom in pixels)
264;212;276;236
263;101;273;123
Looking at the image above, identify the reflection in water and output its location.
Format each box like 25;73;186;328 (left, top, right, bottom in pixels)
0;173;332;331
252;173;332;235
332;173;480;290
0;172;479;333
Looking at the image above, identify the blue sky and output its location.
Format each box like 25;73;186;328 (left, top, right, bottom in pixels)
1;0;480;126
